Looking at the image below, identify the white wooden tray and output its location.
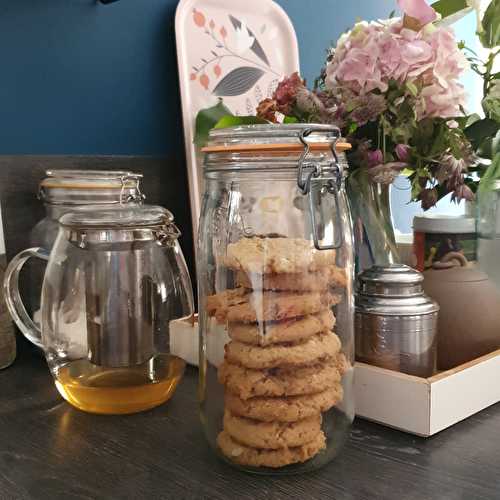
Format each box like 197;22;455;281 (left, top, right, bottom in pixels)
175;0;300;238
355;350;500;437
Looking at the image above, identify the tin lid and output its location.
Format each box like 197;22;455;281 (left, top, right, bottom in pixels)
413;214;476;234
356;264;439;316
39;170;145;206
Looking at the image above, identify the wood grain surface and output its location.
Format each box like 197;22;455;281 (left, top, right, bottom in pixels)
1;345;499;500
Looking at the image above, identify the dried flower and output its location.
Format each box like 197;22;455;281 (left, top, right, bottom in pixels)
419;188;438;209
452;183;475;203
437;154;468;188
395;144;411;162
367;149;384;167
273;72;305;115
256;98;278;122
367;162;406;184
349;94;387;126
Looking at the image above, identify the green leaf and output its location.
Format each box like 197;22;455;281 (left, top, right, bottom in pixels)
431;0;471;22
284;116;299;124
348;122;358;135
483;93;500;122
214;115;269;129
194;100;232;148
464;117;500;150
406;82;418;97
480;0;500;48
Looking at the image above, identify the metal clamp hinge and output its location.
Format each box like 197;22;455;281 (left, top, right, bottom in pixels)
297;126;344;251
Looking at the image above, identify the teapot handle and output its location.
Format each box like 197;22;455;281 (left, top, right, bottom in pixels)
432;251;468;270
3;248;50;348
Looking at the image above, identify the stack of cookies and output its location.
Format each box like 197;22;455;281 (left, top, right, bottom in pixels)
207;237;349;469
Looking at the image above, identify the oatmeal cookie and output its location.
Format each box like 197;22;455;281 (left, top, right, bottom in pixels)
217;430;326;468
223;411;322;450
218;357;344;399
227;310;335;345
223;237;336;274
224;291;339;323
224;332;341;369
235;266;347;292
225;385;343;422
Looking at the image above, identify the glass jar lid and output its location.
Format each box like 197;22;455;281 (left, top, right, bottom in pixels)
59;205;173;230
39;169;145;206
203;124;351;154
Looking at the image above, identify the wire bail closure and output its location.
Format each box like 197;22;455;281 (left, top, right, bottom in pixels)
119;174;146;205
296;126;344;251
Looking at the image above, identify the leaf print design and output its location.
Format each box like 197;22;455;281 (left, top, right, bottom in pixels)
267;78;279;97
229;15;270;66
254;84;263;103
212;66;265;97
246;98;254;114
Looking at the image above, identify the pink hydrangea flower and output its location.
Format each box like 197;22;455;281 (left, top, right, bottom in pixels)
398;0;438;26
325;18;468;121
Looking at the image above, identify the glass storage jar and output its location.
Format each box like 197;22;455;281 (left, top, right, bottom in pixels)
5;206;193;414
478;180;500;288
27;169;144;347
197;124;355;474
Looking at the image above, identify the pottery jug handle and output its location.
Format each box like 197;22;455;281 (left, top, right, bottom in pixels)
432;251;468;270
3;248;49;348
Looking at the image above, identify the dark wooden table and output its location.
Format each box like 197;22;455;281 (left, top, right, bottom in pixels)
1;343;500;500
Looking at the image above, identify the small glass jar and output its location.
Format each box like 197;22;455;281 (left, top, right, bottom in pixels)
28;170;144;346
197;124;355;474
5;206;194;414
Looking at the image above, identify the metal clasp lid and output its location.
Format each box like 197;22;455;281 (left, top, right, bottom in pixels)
119;174;146;205
156;214;181;246
297;126;344;251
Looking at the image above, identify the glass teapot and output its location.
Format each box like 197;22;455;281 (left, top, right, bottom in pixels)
4;205;193;414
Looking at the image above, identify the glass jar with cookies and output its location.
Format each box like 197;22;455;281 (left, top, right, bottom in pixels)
198;124;354;473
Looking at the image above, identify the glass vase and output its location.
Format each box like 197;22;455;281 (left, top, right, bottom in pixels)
347;168;399;271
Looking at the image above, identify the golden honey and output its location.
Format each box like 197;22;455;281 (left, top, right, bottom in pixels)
54;354;185;415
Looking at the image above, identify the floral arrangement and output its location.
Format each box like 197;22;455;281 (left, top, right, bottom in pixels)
257;2;479;209
195;0;499;211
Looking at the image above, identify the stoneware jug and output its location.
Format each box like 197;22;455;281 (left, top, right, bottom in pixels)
423;252;500;370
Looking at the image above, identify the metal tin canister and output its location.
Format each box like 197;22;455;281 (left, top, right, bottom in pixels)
355;264;439;378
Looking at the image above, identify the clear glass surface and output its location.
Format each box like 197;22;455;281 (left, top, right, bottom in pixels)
8;206;194;414
198;163;355;473
478;184;500;288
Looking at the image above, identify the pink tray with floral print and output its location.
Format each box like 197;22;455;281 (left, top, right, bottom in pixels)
175;0;300;236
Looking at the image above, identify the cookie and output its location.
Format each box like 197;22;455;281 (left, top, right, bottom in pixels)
236;266;347;292
225;332;341;369
225;385;343;422
219;357;343;400
223;237;336;274
206;287;248;319
223;411;322;450
228;310;335;346
225;291;337;323
336;352;351;376
217;430;326;468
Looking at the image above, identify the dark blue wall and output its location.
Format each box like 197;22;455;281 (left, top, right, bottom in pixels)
0;0;394;155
